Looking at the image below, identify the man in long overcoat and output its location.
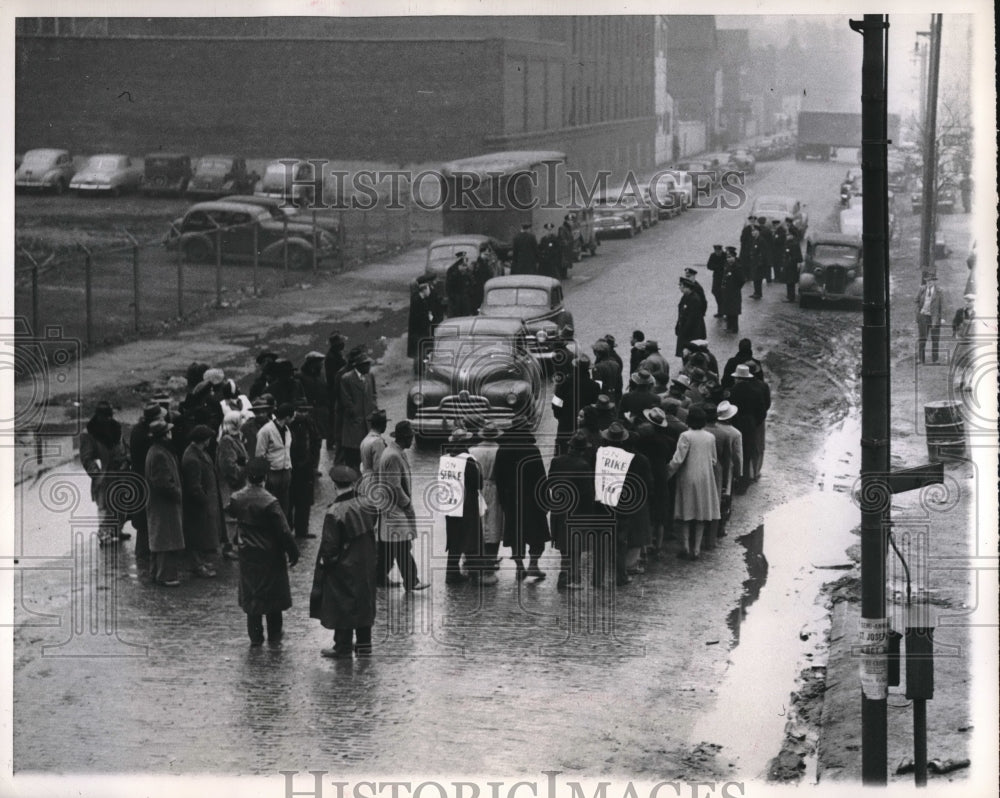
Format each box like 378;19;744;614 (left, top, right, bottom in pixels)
728;365;768;491
675;277;707;357
228;457;300;646
537;223;563;280
311;465;379;658
324;332;348;453
552;354;600;455
547;431;595;589
705;244;727;318
495;429;550;580
510;222;538;275
408;275;443;377
375;421;429;591
130;402;164;564
780;235;803;302
144;419;185;586
719;248;746;334
445;253;474;318
337;349;378;470
740;224;769;299
181;424;224;577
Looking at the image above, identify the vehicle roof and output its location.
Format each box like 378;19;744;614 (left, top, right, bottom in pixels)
484;275;560;291
86;153;130;160
753;195;796;205
433;316;527;338
440;150;567;179
144;152;190;159
428;235;492;247
184;200;270;215
198;155;240;162
810;232;862;246
225;194;281;206
23;148;68;156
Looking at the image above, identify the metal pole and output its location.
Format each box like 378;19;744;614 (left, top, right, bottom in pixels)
215;228;223;308
312;210;319;273
177;253;184;318
854;13;890;785
918;15;943;275
283;216;289;285
131;241;141;333
31;264;39;334
914;698;928;786
83;249;93;348
252;221;259;296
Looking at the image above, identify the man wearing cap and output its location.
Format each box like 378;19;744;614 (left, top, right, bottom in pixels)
547;431;595;589
130;402;164;564
779;231;803;302
675;276;707;358
511;222;538;276
311;465;380;658
915;273;946;364
707;401;743;541
228;457;300;646
256;402;295;521
719;247;745;333
145;419;185;586
537;222;563;280
324;332;348;453
740;223;768;299
603;333;624;373
79;400;133;547
249;351;279;401
289;400;320;539
445;252;474;317
337;349;378;470
620;368;661;422
409;275;443;377
684;267;707;305
182;424;225;578
638;339;670;384
552;354;600;455
591;340;623;404
706;244;727;318
375;421;429;591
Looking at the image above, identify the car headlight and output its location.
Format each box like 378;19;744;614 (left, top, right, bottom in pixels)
813;266;824;278
535;330;547;344
411;392;424;407
506;392;518;406
847;270;856;279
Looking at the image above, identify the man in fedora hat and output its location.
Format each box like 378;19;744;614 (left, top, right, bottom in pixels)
722;338;762;389
705;244;728;319
591;340;623;404
636;406;684;559
241;397;273;462
130;401;165;564
337;348;378;469
289;399;320;539
511;221;538;276
312;465;380;658
662;375;692;422
728;365;766;491
638;339;670;384
915;273;946;364
228;457;300;646
620;368;661;422
547;431;595;589
145;419;184;586
324;332;349;453
375;421;429;591
707;400;742;539
676;275;707;358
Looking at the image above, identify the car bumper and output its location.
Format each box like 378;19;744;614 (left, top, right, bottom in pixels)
15;179;57;188
408;407;523;435
798;273;863;301
71;183;114;192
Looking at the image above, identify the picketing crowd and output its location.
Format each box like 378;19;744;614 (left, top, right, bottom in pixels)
76;311;772;655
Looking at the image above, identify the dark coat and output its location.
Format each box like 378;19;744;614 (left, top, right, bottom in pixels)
740;234;769;282
537;233;562;279
675;291;708;357
510;230;538;275
780;239;803;285
79;416;131;506
496;433;551;549
596;442;653;548
129;418;153;529
181;442;224;551
719;260;746;316
408;287;443;358
228;484;299;615
553;366;601;434
592;357;623;403
310;489;378;630
337;369;377;449
444;453;482;555
547;452;594;551
445;261;473;317
722;353;763;388
145;440;185;553
216;431;248;508
706;251;727;293
619;389;661;423
633;422;679;526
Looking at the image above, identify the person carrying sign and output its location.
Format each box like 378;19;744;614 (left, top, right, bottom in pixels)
437;428;486;584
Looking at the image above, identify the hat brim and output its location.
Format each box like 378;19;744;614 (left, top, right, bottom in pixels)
599;429;631;442
641;409;669;428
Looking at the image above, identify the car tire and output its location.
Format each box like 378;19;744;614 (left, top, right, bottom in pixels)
286;246;311;271
53;179;66;196
626;226;635;239
183;238;215;264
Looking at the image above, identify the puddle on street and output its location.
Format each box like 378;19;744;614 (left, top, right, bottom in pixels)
692;413;860;781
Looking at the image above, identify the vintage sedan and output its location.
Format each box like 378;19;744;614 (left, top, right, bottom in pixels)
224;194;342;239
477;275;573;364
164;200;338;270
141;152;192;197
750;194;809;235
798;233;863;308
407;316;545;438
255;158;320;206
728;148;757;174
593;205;636;239
425;234;505;281
909;177;956;215
186;155;257;198
15;148;76;193
69;154;143;196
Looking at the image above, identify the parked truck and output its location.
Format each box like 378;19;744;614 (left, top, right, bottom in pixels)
796;110;900;160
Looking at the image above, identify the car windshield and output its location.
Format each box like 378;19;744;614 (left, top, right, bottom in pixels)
22;151;56;167
428;244;477;269
813;244;860;266
756;203;789;213
485;288;549;307
430;337;515;363
88;157;122;172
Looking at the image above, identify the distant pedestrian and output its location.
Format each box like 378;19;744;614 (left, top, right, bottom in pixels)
144;419;184;586
408;274;443;377
666;406;720;560
780;235;803;302
537;223;562;279
915;274;945;364
510;222;538;276
740;224;768;299
558;215;575;278
706;244;727;318
228;457;299;646
311;465;378;658
445;252;474;317
256;402;294;520
216;411;248;561
952;293;977;393
79;400;133;547
496;428;550;580
719;247;745;334
324;332;349;453
547;431;595;589
675;276;707;357
181;424;225;578
337;348;378;469
959;174;972;213
289;400;321;539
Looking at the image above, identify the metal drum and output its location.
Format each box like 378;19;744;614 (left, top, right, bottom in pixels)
924;400;966;461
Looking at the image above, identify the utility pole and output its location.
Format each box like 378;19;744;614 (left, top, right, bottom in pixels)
918;14;943;276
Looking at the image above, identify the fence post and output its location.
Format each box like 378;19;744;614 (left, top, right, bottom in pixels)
312;210;319;274
31;263;39;334
406;201;413;249
360;210;368;262
215;228;223;308
82;246;93;349
283;216;289;286
252;222;259;296
126;231;140;333
338;210;346;272
177;251;184;319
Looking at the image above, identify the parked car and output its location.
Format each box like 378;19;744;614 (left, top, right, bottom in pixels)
593;206;636;239
141;152;192;197
649;170;693;211
15;148;75;193
69;154;142;196
477;275;573;364
612;188;656;228
910;177;956;215
564;208;599;259
223;194;341;238
750;194;809;235
424;234;506;311
187;155;257;198
406;316;545;438
798;233;863;308
728;148;757;175
255;158;320;206
675;159;719;189
594;194;642;235
164;200;338;270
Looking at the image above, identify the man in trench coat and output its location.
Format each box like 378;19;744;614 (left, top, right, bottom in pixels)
145;419;185;586
181;425;225;577
337;349;378;470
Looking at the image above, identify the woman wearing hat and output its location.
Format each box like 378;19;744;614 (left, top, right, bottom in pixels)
216;411;248;561
707;401;742;540
665;406;720;560
181;424;225;577
145;419;184;586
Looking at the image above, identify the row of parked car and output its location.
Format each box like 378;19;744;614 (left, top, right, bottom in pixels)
13;148;317;200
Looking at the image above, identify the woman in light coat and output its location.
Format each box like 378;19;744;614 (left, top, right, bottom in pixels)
469;423;504;582
666;406;720;560
216;411;248;560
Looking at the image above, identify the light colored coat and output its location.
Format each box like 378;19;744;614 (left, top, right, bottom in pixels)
469;441;503;544
667;429;721;521
375;441;417;542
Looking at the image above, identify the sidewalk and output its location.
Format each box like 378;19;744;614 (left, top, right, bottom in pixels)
14;243;430;483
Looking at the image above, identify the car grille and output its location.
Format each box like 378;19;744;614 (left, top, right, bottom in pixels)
824;267;848;294
416;394;517;425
